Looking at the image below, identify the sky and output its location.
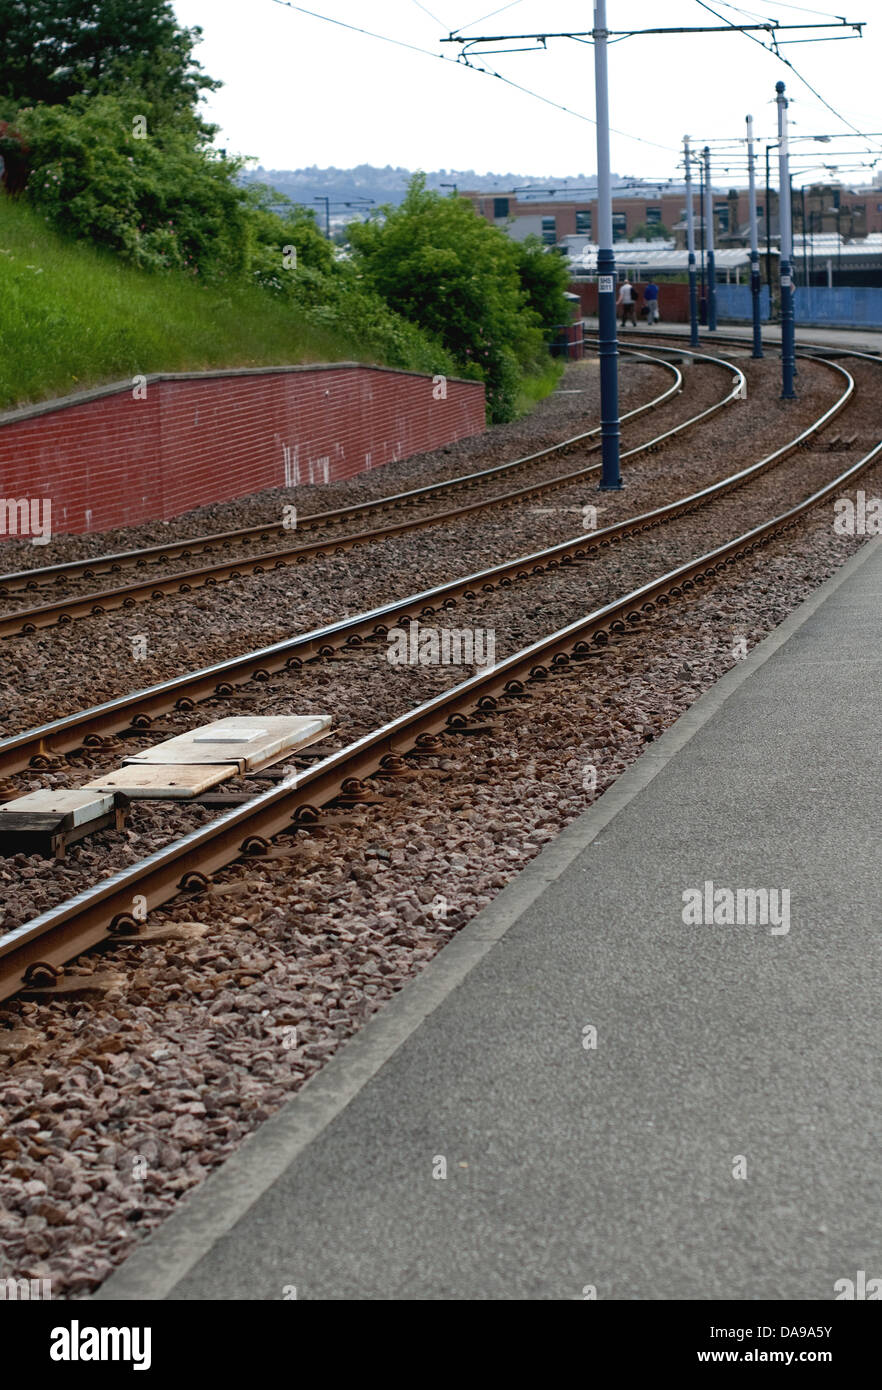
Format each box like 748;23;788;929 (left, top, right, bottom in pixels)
171;1;882;187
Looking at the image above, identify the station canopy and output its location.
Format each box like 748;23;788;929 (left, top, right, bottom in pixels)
565;241;765;275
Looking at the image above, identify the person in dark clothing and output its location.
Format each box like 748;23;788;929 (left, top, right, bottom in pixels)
643;279;660;325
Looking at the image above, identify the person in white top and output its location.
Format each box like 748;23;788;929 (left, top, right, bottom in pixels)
617;278;637;327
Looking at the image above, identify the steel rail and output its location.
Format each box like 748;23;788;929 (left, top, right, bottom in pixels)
0;352;745;639
1;413;878;1003
0;352;682;597
0;357;850;777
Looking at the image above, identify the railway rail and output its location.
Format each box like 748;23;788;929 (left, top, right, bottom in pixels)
0;355;850;778
0;350;680;594
625;325;880;363
0;349;746;638
0;354;877;1003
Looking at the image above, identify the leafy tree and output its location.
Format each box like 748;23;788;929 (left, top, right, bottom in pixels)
514;236;571;336
348;176;546;421
0;1;218;129
0;118;29;193
281;263;456;378
243;184;335;290
17;96;248;277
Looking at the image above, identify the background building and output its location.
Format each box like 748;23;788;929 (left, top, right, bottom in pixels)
464;180;880;249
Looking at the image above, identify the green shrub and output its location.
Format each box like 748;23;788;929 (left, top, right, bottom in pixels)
514;236;572;337
17;96;250;278
0;194;453;408
349;176;550;422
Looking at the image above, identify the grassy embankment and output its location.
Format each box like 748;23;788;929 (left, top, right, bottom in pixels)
0;195;562;413
0;196;366;411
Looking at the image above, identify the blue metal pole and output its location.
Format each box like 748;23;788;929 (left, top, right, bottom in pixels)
704;146;717;332
684;135;699;347
776;81;796;398
746;114;763;358
594;0;621;490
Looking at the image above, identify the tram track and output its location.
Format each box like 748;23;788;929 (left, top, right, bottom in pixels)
0;352;878;1003
0;354;851;778
0;349;747;638
0;352;679;593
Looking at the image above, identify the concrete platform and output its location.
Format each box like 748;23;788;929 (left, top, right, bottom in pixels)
582;314;882;355
96;541;882;1302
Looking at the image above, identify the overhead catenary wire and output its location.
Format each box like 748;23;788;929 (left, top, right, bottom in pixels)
692;0;882;155
705;0;858;22
453;1;526;31
410;0;449;30
267;0;677;152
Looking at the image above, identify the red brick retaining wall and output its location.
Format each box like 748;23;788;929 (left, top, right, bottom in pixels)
0;364;485;539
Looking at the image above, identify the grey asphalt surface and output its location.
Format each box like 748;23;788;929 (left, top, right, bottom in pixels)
98;540;882;1302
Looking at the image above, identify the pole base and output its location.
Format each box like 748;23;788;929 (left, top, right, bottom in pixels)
752;351;764;360
780;391;796;400
598;481;624;491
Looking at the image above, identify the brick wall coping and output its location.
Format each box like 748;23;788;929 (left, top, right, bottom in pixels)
0;360;481;429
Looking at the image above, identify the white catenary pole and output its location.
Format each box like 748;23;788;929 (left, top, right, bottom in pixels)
704;145;717;331
684;135;699;346
777;81;796;397
746;114;763;358
594;0;622;489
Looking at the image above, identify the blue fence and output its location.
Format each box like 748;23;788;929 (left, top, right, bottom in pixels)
714;286;770;321
714;283;882;330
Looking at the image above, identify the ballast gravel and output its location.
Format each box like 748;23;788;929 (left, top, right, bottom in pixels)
0;349;876;1298
0;355;843;736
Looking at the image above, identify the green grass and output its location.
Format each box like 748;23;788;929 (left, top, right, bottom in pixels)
0;197;565;421
0;197;371;410
514;355;565;417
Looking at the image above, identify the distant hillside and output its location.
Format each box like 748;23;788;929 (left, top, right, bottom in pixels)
241;164;603;209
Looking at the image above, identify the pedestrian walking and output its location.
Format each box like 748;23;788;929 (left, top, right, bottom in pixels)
617;278;637;328
643;279;660;325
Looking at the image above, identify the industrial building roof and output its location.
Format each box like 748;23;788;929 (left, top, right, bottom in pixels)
567;245;766;273
563;232;882;276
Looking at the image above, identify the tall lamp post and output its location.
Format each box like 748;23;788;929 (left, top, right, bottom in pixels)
704;146;717;331
594;0;621;490
764;143;776;311
776;82;796;398
699;153;707;321
746;115;763;358
684;135;699;347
